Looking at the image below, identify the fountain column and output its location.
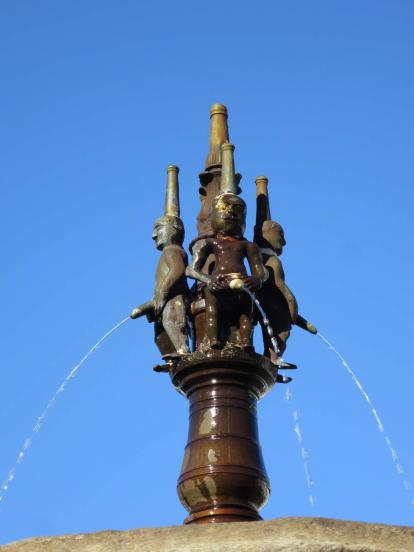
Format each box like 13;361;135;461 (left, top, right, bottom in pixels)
170;350;277;524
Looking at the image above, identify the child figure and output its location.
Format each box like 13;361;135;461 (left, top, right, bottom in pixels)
131;166;190;357
187;190;267;349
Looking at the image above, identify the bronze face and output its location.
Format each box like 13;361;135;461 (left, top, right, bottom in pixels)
152;215;184;250
261;221;286;255
211;193;246;237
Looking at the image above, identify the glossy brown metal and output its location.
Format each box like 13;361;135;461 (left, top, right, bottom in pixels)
197;105;242;236
132;104;312;525
205;104;229;170
253;176;316;360
187;143;267;350
253;176;271;244
131;166;190;356
170;349;278;524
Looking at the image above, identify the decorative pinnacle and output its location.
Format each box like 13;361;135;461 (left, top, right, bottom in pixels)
254;175;271;243
205;103;229;169
220;143;238;194
255;175;271;221
164;165;180;217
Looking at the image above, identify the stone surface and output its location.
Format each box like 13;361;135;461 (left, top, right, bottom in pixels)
2;517;414;552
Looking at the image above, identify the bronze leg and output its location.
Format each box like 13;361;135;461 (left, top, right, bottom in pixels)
239;314;252;348
277;330;290;355
260;320;289;362
154;319;175;357
204;288;220;348
163;296;190;354
260;323;272;358
239;294;253;349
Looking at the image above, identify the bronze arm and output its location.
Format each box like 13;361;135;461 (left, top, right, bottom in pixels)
269;255;298;322
185;239;212;285
245;242;268;284
157;246;187;296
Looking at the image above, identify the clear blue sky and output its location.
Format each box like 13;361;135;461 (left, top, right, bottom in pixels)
1;0;413;544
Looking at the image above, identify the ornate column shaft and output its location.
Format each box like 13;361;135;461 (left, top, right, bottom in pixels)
170;350;278;524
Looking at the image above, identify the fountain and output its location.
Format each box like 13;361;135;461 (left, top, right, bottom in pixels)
131;104;317;523
2;104;411;531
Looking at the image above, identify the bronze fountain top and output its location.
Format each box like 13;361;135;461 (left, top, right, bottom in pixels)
131;104;316;524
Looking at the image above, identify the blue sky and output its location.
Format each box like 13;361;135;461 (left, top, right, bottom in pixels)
1;0;413;544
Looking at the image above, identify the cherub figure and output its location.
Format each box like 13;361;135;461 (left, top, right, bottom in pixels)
186;144;267;349
254;176;316;364
131;166;190;358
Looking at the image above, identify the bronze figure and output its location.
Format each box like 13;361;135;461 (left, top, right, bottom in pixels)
187;144;267;349
254;176;316;363
131;166;190;357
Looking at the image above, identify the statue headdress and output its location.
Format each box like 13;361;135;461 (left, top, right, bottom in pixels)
254;176;284;246
155;165;184;236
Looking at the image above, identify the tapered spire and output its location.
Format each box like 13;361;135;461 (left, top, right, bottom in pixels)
164;165;180;217
255;175;270;221
254;176;270;243
205;104;229;169
220;143;238;194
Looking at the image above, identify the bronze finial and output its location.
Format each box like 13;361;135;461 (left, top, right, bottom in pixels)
255;176;271;219
220;143;238;194
205;103;229;169
254;175;271;244
164;165;180;217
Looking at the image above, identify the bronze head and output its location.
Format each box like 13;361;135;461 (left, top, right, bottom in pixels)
211;193;246;237
261;220;286;255
152;165;185;250
152;215;185;250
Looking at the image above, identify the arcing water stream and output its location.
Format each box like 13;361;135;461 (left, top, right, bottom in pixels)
248;275;413;511
239;282;317;510
239;284;282;364
0;316;130;506
3;291;410;514
285;385;317;510
317;332;414;509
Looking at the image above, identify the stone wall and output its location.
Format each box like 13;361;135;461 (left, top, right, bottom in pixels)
2;517;414;552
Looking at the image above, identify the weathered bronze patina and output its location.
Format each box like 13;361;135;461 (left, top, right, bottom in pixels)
131;166;190;358
197;105;240;235
254;176;316;362
171;348;276;524
186;145;267;350
131;104;315;523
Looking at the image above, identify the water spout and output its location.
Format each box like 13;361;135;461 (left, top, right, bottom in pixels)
0;316;130;506
234;280;317;510
317;332;414;510
285;386;318;510
233;281;283;364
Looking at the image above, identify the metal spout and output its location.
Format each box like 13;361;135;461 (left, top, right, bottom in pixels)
164;165;180;217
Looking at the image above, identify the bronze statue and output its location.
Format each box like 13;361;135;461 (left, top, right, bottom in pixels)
254;176;316;363
130;105;318;524
187;144;267;349
131;166;190;358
